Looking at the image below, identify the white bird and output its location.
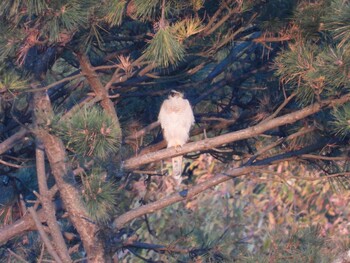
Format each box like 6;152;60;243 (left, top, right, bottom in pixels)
158;90;195;185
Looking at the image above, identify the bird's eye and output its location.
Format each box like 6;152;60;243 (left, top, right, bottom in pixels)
170;91;177;97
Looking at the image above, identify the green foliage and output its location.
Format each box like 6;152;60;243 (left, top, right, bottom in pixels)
103;0;126;27
26;0;48;17
134;0;160;21
0;69;28;90
0;0;89;40
275;43;320;104
172;17;204;43
331;103;350;138
45;1;89;41
293;2;327;40
0;26;22;63
81;169;118;223
55;106;121;160
275;35;350;105
323;0;350;50
316;47;350;91
143;27;185;68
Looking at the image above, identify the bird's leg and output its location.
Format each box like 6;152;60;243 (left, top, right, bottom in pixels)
203;128;207;139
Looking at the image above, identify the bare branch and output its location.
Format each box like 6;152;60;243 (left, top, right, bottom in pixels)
114;165;260;229
35;136;71;262
0;208;44;244
123;95;350;170
28;207;63;263
300;154;350;161
125;121;160;141
22;73;83;93
115;140;329;228
0;158;28;168
0;128;28;155
7;249;29;263
203;4;240;37
246;126;316;164
262;92;297;122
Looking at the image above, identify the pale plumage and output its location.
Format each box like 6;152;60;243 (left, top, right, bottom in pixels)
158;90;195;184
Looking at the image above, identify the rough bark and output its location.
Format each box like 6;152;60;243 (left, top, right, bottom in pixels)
35;135;71;262
33;90;108;262
77;53;121;134
0;209;46;245
0;128;28;155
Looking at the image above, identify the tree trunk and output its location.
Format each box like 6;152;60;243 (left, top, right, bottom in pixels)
33;90;110;262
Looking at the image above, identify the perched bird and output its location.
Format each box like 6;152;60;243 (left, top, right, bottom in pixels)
158;90;195;185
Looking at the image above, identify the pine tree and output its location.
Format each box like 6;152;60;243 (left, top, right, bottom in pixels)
1;0;350;262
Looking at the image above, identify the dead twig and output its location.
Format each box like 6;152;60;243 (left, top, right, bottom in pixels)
7;249;29;263
28;207;63;263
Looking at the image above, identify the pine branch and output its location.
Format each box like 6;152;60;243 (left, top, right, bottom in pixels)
204;34;260;82
33;89;107;262
35;136;71;262
143;27;185;68
77;53;122;135
202;2;240;37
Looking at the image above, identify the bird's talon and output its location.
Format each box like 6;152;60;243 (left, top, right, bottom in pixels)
175;145;182;152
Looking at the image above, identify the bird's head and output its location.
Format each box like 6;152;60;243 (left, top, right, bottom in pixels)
169;90;184;99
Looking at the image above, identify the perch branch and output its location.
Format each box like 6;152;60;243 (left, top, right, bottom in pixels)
123;94;350;170
115;139;329;228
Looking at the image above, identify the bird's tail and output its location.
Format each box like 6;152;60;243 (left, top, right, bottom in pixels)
172;156;183;185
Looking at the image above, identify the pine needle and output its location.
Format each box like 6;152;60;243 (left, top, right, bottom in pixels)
143;27;185;68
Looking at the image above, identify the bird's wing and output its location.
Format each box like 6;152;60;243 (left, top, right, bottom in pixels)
180;99;195;129
158;99;170;128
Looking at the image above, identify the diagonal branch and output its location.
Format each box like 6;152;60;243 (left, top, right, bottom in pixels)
28;207;63;263
35;135;71;262
123;94;350;170
77;53;121;127
0;208;47;244
0;164;86;245
115;139;329;229
0;128;28;155
114;165;260;229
